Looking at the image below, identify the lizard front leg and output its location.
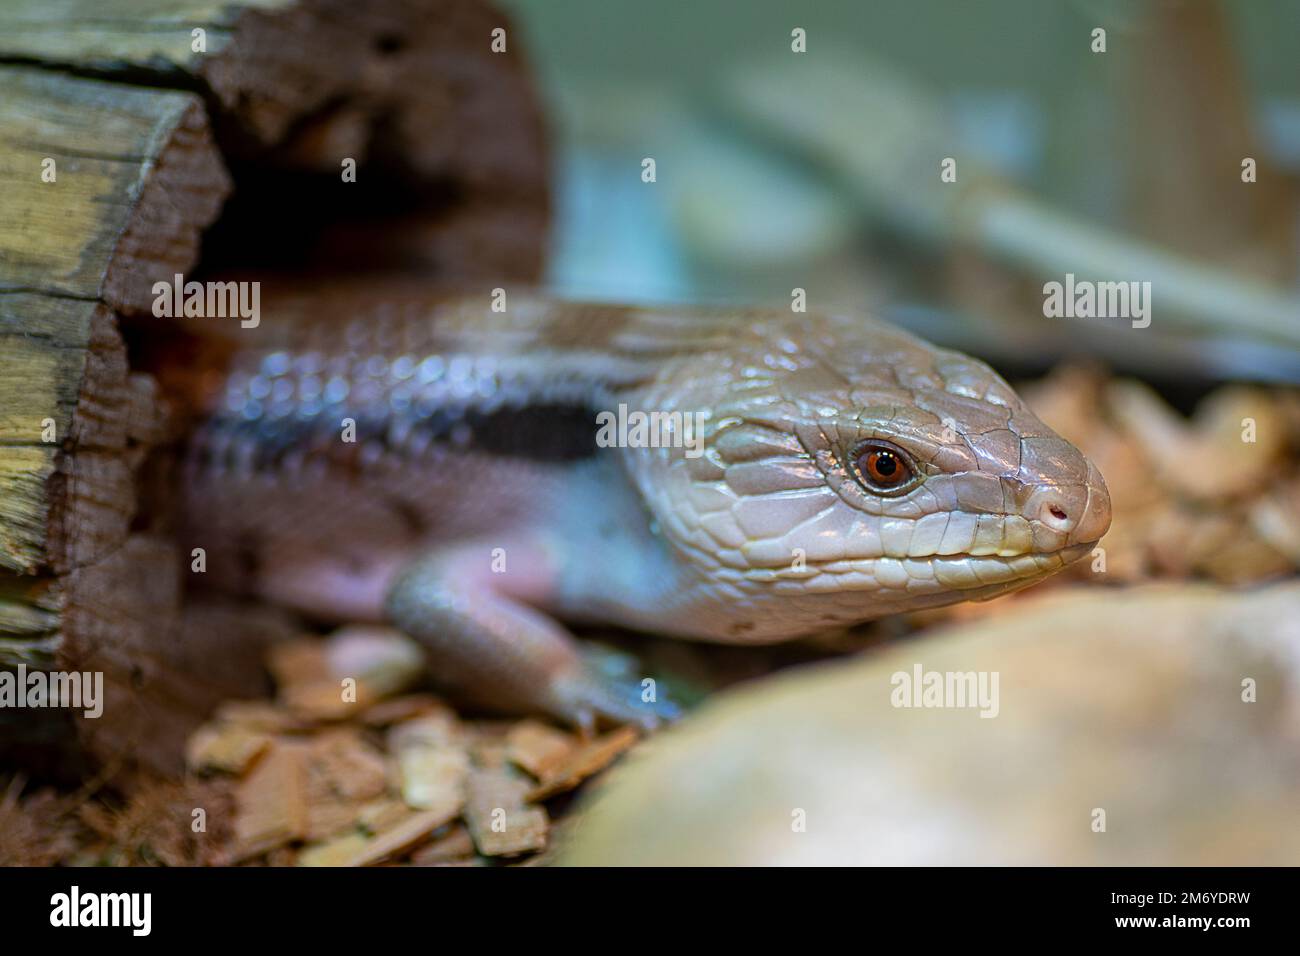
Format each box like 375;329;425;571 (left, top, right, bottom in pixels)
385;538;678;732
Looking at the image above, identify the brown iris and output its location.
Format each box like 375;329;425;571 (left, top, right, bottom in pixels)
852;442;916;493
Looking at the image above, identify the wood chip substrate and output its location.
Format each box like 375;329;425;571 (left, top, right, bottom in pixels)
1;627;639;867
206;629;638;866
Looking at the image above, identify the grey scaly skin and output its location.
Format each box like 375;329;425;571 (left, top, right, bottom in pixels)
183;295;1111;731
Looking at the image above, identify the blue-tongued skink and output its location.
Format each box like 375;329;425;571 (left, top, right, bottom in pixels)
182;291;1111;730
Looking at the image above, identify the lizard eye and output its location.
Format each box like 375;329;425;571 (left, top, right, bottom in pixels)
851;441;918;494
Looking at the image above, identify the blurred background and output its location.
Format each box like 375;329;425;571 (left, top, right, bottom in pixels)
506;0;1300;386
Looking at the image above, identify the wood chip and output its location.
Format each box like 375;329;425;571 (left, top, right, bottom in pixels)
273;629;425;720
357;799;412;834
361;694;445;727
322;626;426;699
267;640;329;690
384;708;470;814
351;807;460;866
465;767;548;857
527;726;640;801
506;720;578;780
1251;479;1300;562
214;700;314;733
185;723;271;775
386;709;461;751
398;745;469;813
409;823;476;865
301;730;390;841
308;729;389;801
281;679;367;721
232;740;309;860
302;799;363;844
298;832;370;867
472;737;510;769
1107;380;1283;501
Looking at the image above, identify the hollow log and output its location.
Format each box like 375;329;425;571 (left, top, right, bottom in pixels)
0;0;550;777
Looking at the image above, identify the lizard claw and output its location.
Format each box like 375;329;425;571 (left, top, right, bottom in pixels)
553;670;682;735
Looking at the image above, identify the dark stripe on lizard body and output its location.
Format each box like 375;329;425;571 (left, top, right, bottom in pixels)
183;295;717;479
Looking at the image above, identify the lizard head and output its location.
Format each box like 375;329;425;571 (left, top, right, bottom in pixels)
635;312;1111;638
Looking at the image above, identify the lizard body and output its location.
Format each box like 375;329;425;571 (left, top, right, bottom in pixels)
183;294;1110;728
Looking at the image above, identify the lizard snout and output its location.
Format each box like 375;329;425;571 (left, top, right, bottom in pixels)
1021;459;1112;547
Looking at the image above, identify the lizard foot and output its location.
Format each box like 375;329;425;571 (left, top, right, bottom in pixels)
551;668;682;736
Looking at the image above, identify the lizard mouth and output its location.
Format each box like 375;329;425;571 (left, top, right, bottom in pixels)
930;540;1098;592
770;540;1097;593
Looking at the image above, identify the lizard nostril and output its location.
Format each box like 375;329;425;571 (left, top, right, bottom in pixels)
1038;498;1074;532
